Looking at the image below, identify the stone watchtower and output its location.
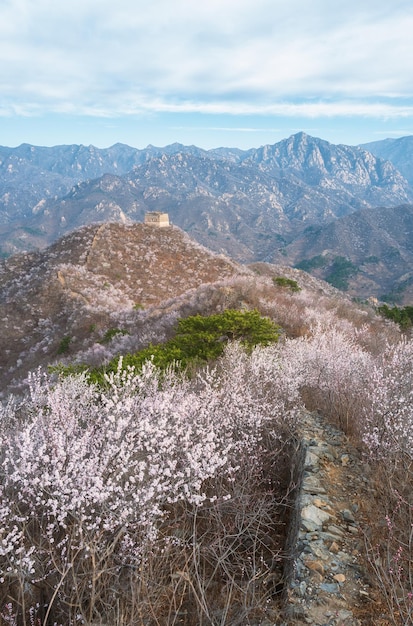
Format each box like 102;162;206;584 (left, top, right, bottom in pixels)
144;211;170;227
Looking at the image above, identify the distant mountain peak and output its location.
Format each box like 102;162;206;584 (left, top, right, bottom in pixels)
1;134;413;303
290;130;311;141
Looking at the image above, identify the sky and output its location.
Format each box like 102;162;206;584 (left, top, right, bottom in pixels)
1;0;413;150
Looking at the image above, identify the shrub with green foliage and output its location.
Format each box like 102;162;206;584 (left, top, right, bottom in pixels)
99;328;130;344
377;304;413;328
87;309;280;385
273;276;301;292
57;336;72;355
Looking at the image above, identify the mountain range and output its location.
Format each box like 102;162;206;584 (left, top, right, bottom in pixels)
1;132;413;301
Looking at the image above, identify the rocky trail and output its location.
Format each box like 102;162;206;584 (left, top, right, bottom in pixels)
282;412;388;626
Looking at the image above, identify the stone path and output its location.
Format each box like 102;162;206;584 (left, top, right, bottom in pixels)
283;412;381;626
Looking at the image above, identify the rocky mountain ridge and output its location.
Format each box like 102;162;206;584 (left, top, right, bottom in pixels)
361;135;413;186
2;132;413;300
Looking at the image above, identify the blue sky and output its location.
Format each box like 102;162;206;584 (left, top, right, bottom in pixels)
1;0;413;150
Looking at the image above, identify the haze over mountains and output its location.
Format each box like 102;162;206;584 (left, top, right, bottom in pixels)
1;132;413;301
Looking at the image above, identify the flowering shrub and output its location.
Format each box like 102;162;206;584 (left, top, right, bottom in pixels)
2;274;413;624
283;326;373;433
365;489;413;625
360;338;413;460
0;340;298;625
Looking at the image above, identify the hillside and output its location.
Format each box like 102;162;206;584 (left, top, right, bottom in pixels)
271;204;413;303
0;222;247;395
1;217;368;398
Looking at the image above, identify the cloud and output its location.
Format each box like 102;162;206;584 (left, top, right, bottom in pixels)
171;127;284;133
1;0;413;120
137;100;413;119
